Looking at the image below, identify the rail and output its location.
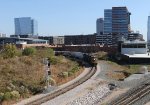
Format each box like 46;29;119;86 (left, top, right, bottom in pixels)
110;82;150;105
25;67;96;105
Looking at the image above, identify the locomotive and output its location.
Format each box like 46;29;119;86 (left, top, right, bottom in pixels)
83;53;97;67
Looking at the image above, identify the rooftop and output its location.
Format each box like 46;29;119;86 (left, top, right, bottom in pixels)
124;53;150;58
123;40;147;44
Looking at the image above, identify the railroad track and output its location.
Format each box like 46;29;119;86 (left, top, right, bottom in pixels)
25;67;96;105
110;84;150;105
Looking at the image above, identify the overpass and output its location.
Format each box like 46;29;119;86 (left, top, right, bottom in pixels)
54;45;117;54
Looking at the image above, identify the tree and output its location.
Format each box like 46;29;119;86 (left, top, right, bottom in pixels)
22;47;36;56
2;44;18;59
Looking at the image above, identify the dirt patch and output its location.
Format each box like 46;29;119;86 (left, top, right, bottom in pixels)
106;71;127;80
101;88;129;105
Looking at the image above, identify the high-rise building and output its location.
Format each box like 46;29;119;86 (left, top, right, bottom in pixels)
112;7;131;36
104;9;112;34
96;7;131;46
96;9;112;45
96;18;104;35
96;18;105;44
147;16;150;43
14;17;38;35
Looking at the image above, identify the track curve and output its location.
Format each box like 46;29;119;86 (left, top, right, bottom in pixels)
25;67;96;105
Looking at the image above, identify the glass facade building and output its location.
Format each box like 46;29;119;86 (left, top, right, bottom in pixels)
96;18;104;44
147;16;150;42
98;7;131;46
112;7;131;35
104;9;112;34
96;9;113;45
15;17;38;35
96;18;103;35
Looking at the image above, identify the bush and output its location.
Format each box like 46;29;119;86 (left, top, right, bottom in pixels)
62;72;68;78
58;72;68;78
0;93;4;101
2;44;18;59
71;65;79;73
22;47;36;56
11;91;20;99
47;48;54;57
48;56;59;65
68;71;73;76
3;92;12;100
49;78;56;86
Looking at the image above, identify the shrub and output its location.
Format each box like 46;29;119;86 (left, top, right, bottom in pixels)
49;78;56;86
48;56;59;65
71;65;79;73
22;47;36;56
3;92;12;100
2;44;18;59
62;72;68;78
10;91;20;99
68;71;73;76
58;72;68;78
0;93;4;101
47;48;54;57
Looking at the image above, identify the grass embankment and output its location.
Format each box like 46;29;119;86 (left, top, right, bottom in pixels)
0;44;83;105
105;61;150;80
106;61;130;80
96;51;150;80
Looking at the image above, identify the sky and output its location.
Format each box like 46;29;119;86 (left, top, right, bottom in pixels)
0;0;149;40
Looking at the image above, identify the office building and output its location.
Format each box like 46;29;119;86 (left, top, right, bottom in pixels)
64;34;96;45
0;37;48;45
128;33;144;41
0;33;6;37
14;17;38;35
120;40;150;63
147;16;150;42
38;36;53;45
53;36;64;45
104;9;112;34
96;7;131;46
96;9;112;45
96;18;103;35
112;7;131;36
96;18;105;44
112;7;131;45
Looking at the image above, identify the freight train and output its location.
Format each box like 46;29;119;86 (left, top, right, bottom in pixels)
83;53;97;67
55;51;97;67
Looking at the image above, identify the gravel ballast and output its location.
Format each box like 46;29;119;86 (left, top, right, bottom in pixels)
67;84;110;105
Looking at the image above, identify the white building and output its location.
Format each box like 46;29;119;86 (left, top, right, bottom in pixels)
121;40;147;55
0;33;6;37
53;36;64;45
120;40;150;63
